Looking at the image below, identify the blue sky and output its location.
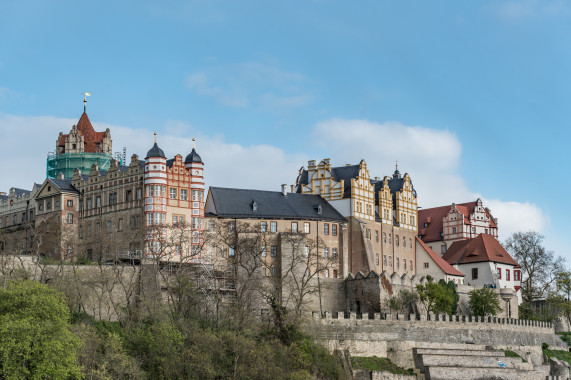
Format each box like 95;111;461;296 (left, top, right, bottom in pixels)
1;1;569;259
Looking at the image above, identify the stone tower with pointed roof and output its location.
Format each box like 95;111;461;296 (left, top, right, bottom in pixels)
46;112;113;179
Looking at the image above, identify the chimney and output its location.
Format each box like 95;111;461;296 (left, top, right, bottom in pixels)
281;184;287;197
290;185;294;193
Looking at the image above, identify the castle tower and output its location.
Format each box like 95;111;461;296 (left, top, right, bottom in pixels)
144;136;167;257
184;138;205;257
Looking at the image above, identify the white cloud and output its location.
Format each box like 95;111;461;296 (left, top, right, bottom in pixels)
481;198;550;240
186;60;313;110
0;113;549;239
313;118;467;206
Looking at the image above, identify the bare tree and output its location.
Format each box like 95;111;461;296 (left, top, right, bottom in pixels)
504;231;565;304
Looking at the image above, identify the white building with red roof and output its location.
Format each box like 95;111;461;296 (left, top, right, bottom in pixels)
442;234;521;293
415;237;465;284
418;198;498;255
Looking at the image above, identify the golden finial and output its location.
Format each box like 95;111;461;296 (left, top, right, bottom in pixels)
154;132;157;143
192;137;195;149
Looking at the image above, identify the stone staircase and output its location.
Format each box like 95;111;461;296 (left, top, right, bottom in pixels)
412;347;547;380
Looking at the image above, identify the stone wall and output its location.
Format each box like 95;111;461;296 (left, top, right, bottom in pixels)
305;312;562;368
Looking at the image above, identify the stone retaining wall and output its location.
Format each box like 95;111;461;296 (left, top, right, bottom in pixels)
305;311;563;368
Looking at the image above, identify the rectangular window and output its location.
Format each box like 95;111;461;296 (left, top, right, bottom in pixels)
410;260;413;272
304;246;309;257
106;220;112;233
404;259;407;271
181;189;188;200
383;255;387;266
332;224;337;236
192;190;199;201
324;223;329;235
472;268;478;280
118;218;123;231
506;269;511;281
375;253;379;265
109;192;118;205
366;229;371;239
396;257;399;269
332;248;337;259
192;217;199;229
136;188;142;200
424;262;429;268
395;235;399;246
229;222;235;232
229;246;235;256
67;213;73;224
452;227;457;234
270;222;277;232
170;188;177;199
271;246;277;257
291;222;298;233
96;196;101;208
375;230;379;242
172;215;178;226
515;271;520;281
261;247;267;257
208;221;215;232
260;221;267;232
389;256;392;267
324;247;329;259
67;200;73;207
497;268;501;279
441;245;446;254
409;238;412;249
304;222;310;234
324;269;329;278
388;234;392;244
55;199;60;208
383;232;386;243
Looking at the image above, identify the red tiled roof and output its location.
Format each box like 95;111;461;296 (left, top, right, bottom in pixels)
416;237;464;276
418;201;497;243
442;234;519;266
58;113;106;153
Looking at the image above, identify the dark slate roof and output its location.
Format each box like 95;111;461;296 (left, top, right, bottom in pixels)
331;164;360;198
145;143;166;159
208;187;347;222
49;178;79;193
0;194;7;201
185;148;202;164
11;188;32;197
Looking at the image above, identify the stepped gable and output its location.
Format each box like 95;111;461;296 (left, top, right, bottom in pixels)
295;162;361;197
58;112;107;153
442;234;518;266
416;237;464;276
418;200;497;243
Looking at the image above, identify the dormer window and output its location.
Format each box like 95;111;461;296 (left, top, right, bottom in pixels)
317;204;322;214
252;201;258;212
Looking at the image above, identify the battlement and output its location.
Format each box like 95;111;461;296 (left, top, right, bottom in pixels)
310;311;554;330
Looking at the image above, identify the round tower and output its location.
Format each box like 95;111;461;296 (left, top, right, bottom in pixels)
184;138;205;258
144;135;167;257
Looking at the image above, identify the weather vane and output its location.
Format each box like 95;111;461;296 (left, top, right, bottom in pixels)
192;137;196;149
81;92;91;112
154;132;157;143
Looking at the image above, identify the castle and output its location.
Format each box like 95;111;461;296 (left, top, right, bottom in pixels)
0;109;522;318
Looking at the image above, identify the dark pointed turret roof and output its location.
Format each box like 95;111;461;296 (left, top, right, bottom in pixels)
146;143;166;159
185;148;202;164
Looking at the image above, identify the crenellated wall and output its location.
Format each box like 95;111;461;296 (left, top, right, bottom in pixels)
305;311;562;368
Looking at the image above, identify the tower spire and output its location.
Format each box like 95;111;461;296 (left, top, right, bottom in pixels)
192;137;195;149
82;92;91;113
154;132;157;143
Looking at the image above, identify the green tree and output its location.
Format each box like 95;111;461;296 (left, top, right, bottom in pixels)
416;279;457;315
469;287;502;317
0;279;82;379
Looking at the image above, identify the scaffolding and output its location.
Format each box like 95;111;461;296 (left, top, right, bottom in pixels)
46;151;112;179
